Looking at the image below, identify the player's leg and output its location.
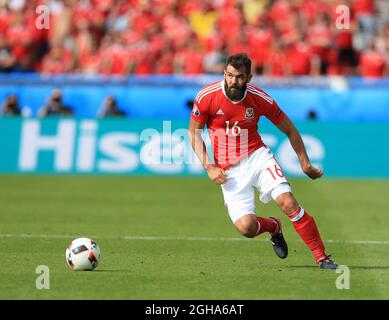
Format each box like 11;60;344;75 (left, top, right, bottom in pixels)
233;213;288;259
254;148;338;268
251;148;291;258
274;191;338;269
223;186;280;239
221;156;279;240
233;213;279;238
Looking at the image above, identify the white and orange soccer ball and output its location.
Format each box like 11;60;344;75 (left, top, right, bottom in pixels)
65;237;101;271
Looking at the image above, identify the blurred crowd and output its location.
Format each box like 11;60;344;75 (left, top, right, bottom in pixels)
0;0;388;77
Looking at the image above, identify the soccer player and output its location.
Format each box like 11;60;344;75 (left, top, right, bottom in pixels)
188;53;338;269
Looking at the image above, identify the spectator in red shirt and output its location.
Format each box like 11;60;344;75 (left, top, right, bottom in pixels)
360;41;387;78
307;12;332;74
40;45;74;74
336;30;359;75
246;18;273;74
99;33;131;75
74;19;94;60
264;39;289;76
79;42;101;74
155;53;174;74
173;39;204;74
288;35;319;76
217;5;242;44
134;56;154;75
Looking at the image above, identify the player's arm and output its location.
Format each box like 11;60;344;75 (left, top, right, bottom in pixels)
188;118;226;185
275;114;323;179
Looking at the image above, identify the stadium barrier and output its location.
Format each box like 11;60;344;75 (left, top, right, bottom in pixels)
0;118;388;177
0;75;389;121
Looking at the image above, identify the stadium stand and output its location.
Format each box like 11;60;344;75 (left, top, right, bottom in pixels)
0;0;387;77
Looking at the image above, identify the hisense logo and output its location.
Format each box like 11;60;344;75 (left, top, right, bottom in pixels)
19;120;139;172
18;120;205;174
17;120;324;175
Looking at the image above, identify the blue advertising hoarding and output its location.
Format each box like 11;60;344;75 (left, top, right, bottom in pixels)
0;118;388;177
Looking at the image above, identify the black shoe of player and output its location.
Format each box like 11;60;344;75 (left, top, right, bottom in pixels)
269;217;288;259
318;255;338;270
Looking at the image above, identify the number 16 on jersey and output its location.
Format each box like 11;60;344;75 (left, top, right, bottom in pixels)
225;121;241;136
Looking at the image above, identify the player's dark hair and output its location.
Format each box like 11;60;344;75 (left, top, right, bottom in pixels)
225;53;252;74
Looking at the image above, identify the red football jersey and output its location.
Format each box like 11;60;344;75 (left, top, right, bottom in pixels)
191;80;285;169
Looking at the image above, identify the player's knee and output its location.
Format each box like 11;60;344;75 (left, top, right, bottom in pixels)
234;216;257;238
240;227;256;238
276;193;299;215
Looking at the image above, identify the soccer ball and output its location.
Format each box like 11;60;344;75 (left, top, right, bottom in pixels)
65;237;101;271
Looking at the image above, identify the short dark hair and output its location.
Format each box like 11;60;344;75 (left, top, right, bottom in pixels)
225;53;251;74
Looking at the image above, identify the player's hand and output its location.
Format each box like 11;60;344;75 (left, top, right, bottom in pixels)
206;165;227;185
302;163;323;180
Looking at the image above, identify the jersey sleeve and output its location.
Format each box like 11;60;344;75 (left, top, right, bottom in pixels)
190;95;209;124
263;99;285;125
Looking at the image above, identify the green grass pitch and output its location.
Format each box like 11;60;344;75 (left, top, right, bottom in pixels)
0;176;388;299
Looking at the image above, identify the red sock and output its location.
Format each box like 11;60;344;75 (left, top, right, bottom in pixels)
255;217;278;237
288;207;327;261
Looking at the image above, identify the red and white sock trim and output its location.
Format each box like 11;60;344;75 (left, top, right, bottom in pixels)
272;218;281;235
288;207;305;222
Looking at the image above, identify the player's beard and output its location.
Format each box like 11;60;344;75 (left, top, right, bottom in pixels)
224;81;247;101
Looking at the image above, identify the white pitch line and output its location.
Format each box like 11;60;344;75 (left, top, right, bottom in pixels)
122;236;248;241
0;233;388;245
326;239;389;245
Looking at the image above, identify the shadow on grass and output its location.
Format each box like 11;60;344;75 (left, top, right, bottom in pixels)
93;269;127;272
286;265;389;270
348;266;389;270
286;265;318;269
